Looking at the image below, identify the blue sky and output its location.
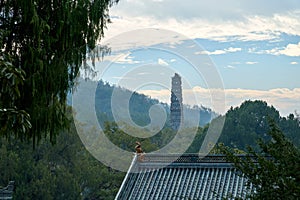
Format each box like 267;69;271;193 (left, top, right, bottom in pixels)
90;0;300;116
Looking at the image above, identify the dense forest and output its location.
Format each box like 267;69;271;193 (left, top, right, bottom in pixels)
187;100;300;153
0;112;125;199
219;100;300;149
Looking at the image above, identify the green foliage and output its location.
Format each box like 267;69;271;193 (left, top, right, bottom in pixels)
217;100;300;150
0;0;118;145
103;121;176;152
219;120;300;199
0;55;32;139
185;126;205;153
279;113;300;147
187;100;300;155
0;119;125;199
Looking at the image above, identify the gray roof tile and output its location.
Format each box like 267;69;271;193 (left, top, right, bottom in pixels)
116;154;253;200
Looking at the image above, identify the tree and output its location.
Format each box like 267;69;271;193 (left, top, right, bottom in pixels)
0;117;125;199
186;100;291;154
0;0;118;145
216;100;300;150
220;120;300;199
0;55;32;139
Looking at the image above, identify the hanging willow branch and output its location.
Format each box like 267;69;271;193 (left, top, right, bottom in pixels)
0;0;119;146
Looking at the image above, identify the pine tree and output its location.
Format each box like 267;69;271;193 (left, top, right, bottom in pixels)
220;120;300;199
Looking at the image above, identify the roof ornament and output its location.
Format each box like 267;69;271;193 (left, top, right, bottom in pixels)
135;141;145;161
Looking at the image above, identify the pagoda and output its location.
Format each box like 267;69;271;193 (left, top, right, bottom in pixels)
170;73;183;130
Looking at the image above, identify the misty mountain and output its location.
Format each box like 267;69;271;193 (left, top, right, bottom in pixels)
94;80;218;128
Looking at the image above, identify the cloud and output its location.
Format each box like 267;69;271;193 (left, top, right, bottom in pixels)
262;42;300;56
105;1;300;42
290;61;298;65
195;50;226;55
226;47;242;52
246;61;258;65
224;87;300;116
101;27;190;52
279;42;300;56
103;53;141;64
112;0;299;21
158;58;169;66
224;65;236;69
138;87;300;116
195;47;242;55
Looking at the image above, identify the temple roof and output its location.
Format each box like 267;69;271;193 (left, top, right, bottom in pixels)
115;154;254;200
0;181;14;200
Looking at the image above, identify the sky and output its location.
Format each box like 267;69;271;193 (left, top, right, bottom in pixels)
91;0;300;116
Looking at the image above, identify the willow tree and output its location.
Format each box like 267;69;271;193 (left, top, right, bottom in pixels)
0;0;118;146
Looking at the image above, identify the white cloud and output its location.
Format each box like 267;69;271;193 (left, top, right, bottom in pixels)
139;87;300;116
224;65;236;69
226;47;242;52
195;47;242;55
101;27;189;52
248;47;257;53
103;53;140;64
290;61;298;65
262;42;300;57
279;42;300;56
158;58;169;66
224;87;300;116
105;1;300;42
246;61;258;65
113;0;299;22
195;50;226;55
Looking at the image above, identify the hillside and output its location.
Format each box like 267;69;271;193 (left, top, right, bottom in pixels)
95;80;217;128
219;100;300;149
187;100;300;153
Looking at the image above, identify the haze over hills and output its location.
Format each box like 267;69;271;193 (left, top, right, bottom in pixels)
94;80;218;128
71;79;300;150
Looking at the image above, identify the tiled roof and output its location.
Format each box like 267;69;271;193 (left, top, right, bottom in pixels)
115;154;254;200
0;181;14;200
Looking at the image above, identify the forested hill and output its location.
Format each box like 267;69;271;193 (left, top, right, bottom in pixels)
214;100;300;149
187;100;300;153
95;80;217;127
219;100;300;149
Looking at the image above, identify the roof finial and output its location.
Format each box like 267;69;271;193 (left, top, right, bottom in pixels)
135;141;145;161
